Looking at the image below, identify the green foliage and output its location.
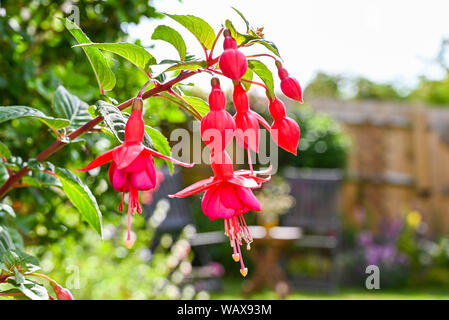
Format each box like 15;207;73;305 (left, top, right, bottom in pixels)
53;86;92;129
152;25;187;61
247;60;275;98
165;14;216;50
0;106;70;130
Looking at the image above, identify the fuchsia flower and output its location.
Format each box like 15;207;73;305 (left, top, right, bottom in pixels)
201;78;236;151
276;61;303;103
219;30;248;81
233;83;270;153
170;151;271;277
269;97;301;155
79;98;193;248
53;283;74;300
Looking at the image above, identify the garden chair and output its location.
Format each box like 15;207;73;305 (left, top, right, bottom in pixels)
281;168;343;292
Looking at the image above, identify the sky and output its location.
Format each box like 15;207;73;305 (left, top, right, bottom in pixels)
127;0;449;91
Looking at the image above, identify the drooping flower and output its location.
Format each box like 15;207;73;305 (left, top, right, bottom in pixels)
79;97;193;248
276;61;303;103
219;29;248;81
232;83;270;153
201;78;235;151
52;283;74;300
169;151;271;277
269;97;300;155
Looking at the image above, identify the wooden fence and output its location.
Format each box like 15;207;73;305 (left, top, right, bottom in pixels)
304;98;449;234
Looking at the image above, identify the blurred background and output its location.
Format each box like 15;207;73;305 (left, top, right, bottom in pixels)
1;0;449;299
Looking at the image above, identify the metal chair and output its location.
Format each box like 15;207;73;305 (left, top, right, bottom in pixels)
281;168;343;292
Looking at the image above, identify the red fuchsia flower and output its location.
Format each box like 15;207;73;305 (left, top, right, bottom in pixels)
79;97;193;248
232;83;270;153
201;78;236;151
169;151;271;277
275;61;303;103
269;97;301;155
218;29;248;81
52;283;74;300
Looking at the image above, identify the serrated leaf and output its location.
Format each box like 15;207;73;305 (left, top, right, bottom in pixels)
1;249;40;273
55;167;103;237
144;126;173;174
53;86;92;129
246;39;281;58
247;60;275;98
0;106;70;129
96;101;153;148
152;25;187;61
165;13;216;49
183;96;210;117
0;141;11;159
62;18;116;92
0;226;15;254
241;68;254;91
75;42;156;74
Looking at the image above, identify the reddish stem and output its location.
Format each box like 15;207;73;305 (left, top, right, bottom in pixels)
208;28;224;64
246;53;279;61
0;70;201;199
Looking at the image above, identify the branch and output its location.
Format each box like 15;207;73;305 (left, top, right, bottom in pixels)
0;70;200;199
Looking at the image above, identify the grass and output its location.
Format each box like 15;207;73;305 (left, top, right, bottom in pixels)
211;279;449;300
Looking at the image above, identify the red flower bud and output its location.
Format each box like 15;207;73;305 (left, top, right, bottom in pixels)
201;78;235;151
53;283;74;300
276;61;303;103
269;97;300;155
219;30;248;81
232;83;270;152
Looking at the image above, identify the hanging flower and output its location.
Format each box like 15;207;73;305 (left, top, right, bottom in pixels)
170;151;271;277
219;29;248;81
201;78;235;151
79;97;193;248
276;61;303;103
269;97;300;155
233;83;270;153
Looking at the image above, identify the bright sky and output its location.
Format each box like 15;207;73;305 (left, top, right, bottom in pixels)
127;0;449;91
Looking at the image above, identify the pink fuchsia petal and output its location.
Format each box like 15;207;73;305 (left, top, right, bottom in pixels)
271;117;300;155
281;77;303;103
129;160;156;190
250;110;271;131
169;177;219;198
77;149;114;172
201;184;236;220
234;112;260;152
109;162;127;191
228;175;260;189
113;143;145;170
220;183;244;211
144;148;194;168
236;187;261;212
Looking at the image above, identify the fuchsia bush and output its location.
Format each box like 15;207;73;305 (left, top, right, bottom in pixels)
0;8;304;299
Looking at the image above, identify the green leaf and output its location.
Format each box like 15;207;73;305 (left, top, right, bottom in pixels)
95;101;153;148
0;141;11;159
75;42;156;74
1;249;40;273
144;126;173;174
165;13;216;49
183;96;210;117
0;204;16;219
232;7;250;32
152;25;187;61
246;39;281;58
247;59;275;98
0;106;70;129
53;86;92;129
0;162;8;185
62;18;116;92
225;20;257;45
55;167;103;237
241;68;254;91
7;278;49;300
164;60;207;72
0;226;15;254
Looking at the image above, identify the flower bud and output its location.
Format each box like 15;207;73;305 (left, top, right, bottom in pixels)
271;116;300;155
268;97;287;120
53;283;74;300
219;30;248;81
276;61;303;103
